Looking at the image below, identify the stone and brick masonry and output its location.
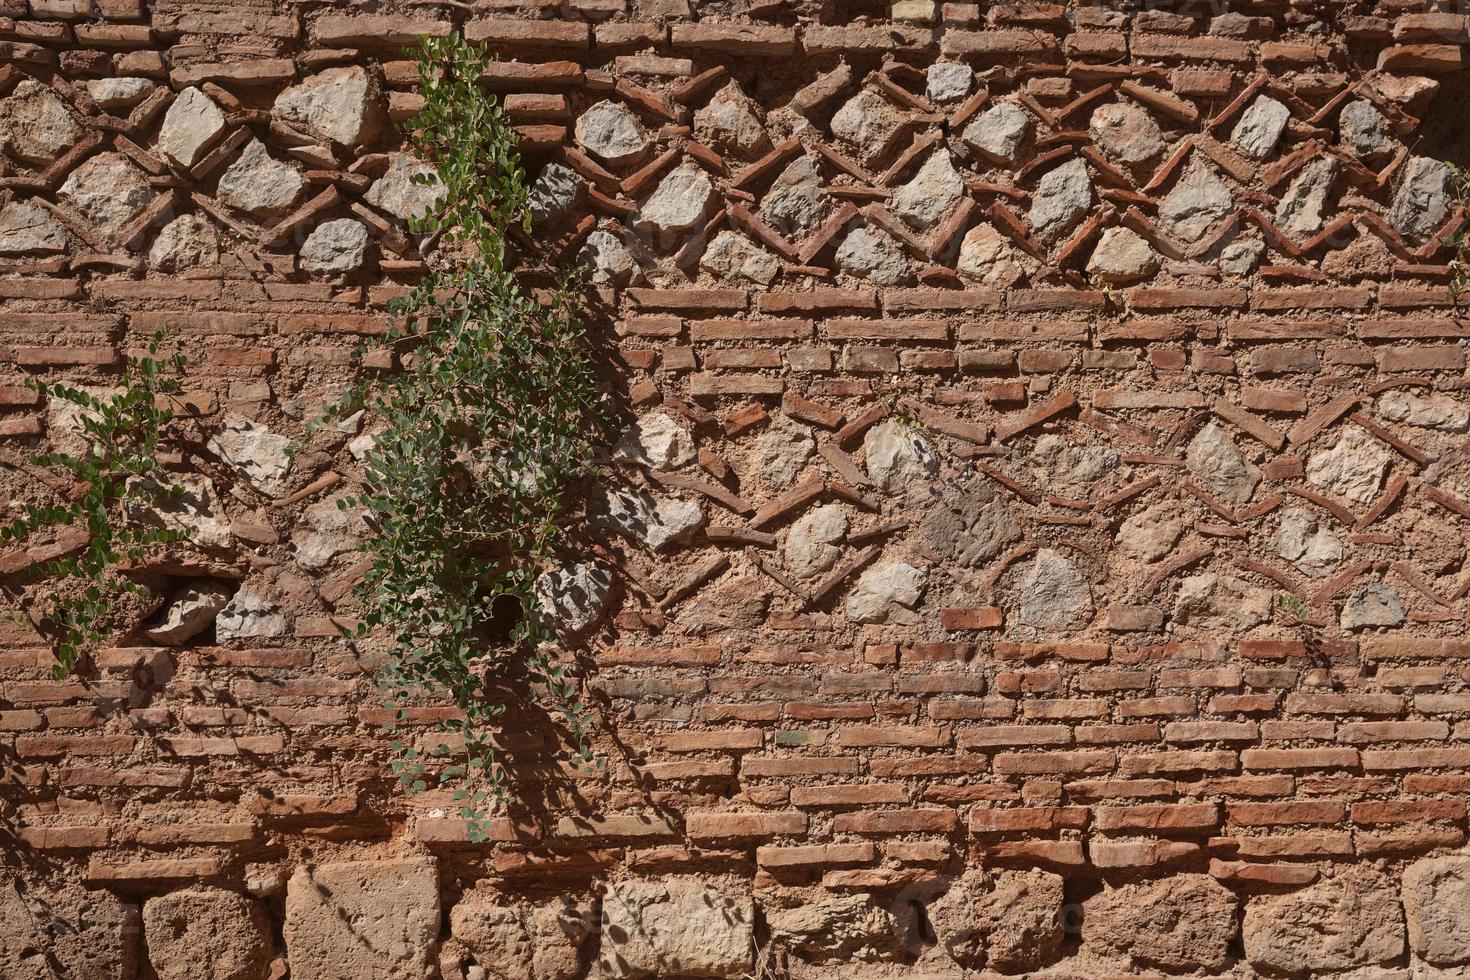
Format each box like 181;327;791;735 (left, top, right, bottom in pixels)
4;0;1470;977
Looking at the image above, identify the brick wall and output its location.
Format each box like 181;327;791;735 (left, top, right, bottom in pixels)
5;0;1470;977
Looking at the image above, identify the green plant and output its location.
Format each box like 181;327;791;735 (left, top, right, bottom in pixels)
320;34;607;836
0;333;188;678
1278;592;1309;623
1447;162;1470;301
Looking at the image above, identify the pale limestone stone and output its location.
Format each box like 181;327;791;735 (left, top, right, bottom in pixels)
863;418;937;493
0;200;67;254
759;155;831;238
1272;507;1342;578
1306;425;1390;505
785;503;847;579
1089;102;1166;164
1341;582;1406;630
208;414;295;495
1389;156;1453;239
158;86;226;168
284;858;439;980
1015;548;1092;630
145;584;232;645
830;88;905;161
1275;157;1338;239
1086;225;1158;282
533;562;612;637
1339;99;1391;156
214;590;286;640
86;76;153;111
300;218;368;274
1231;94;1290;159
615;412;695;471
597;878;753;978
847;561;927;625
633;163;715;237
892;149;964;229
143;887;273;980
273;66;382;147
578;229;635;285
926;62;973;102
700;229;778;285
149;214;219;271
956;222;1029;286
0;80;81;164
1187;422;1261;505
527;161;582;227
1028;158;1092;243
693;81;768;157
1378;390;1470;431
58;151;151;241
1173;572;1272;630
964;102;1032;165
1159;161;1233;242
575;100;647;166
754;418;814;488
1116;502;1183;562
124;476;233;551
835;225;910;285
364;152;443;222
216;139;307;219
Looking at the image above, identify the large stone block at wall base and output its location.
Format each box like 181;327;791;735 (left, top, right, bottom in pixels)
283;858;439;980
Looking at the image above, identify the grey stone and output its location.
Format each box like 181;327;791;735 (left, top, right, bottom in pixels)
1275;157;1338;239
615;412;695;471
1173;573;1272;630
893;149;964;229
646;497;703;551
575;100;647;166
754;419;814;487
365;152;443;223
273;66;382;148
0;874;141;980
527;162;583;227
592;485;702;553
847;561;927;625
1089;102;1166;164
598;878;753;978
292;497;361;571
1187;422;1261;505
1116;502;1183;562
143;887;273;980
786;503;847;578
633;163;715;237
835;225;910;285
765;894;903;963
1159;162;1233;242
1403;856;1470;966
158;86;226;168
1231;94;1291;159
682;575;769;635
86;76;153;111
1085;875;1237;973
58;151;151;241
693;81;768;157
1367;71;1439;113
964;102;1033;165
921;476;1022;567
1028;158;1092;243
1243;867;1403;976
1379;389;1470;431
1016;548;1092;630
284;858;439;980
208;414;295;494
215;590;286;640
1306;425;1390;504
830;88;905;161
0;200;67;254
145;584;232;645
217;139;306;220
1033;435;1119;487
956;222;1030;286
1389;156;1453;239
1086;225;1158;281
149;214;219;271
534;562;612;637
1341;582;1406;630
1272;507;1342;578
0;80;81;164
1219;236;1264;275
759;156;831;238
863;418;937;493
700;229;778;284
300;218;368;274
1339;99;1391;157
578;229;635;285
124;476;233;551
926;62;973;102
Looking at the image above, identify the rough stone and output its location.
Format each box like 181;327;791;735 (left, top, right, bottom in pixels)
765;893;903;963
1089;102;1166;164
145;583;232;645
527;161;583;228
1272;507;1343;578
1032;435;1119;487
786;503;848;578
1339;99;1391;156
1174;572;1273;631
592;485;702;553
893;149;965;229
835;225;910;285
1028;158;1093;243
1275;157;1338;239
928;869;1064;972
273;66;382;148
143;887;273;980
158;86;226;168
1379;389;1470;431
0;875;141;980
1086;225;1158;281
701;229;779;284
300;218;368;274
926;62;973;102
1219;237;1264;275
683;575;770;635
575;100;647;166
863;418;938;493
86;76;153;111
646;497;703;551
956;222;1030;286
964;102;1033;165
530;899;595;980
1159;161;1233;242
216;139;307;220
633;163;715;237
292;496;361;570
1015;548;1092;631
1243;867;1404;975
215;590;287;640
1084;874;1237;972
1404;856;1470;966
365;152;443;222
1389;156;1453;239
0;80;82;164
615;412;695;471
759;155;832;238
1306;425;1390;505
847;561;928;625
1231;94;1291;159
208;414;295;494
58;151;152;241
534;562;613;637
149;213;219;271
693;81;768;157
597;878;753;978
1341;582;1406;629
283;858;439;980
0;200;67;254
450;897;532;979
125;476;233;551
578;228;635;285
1116;502;1184;563
1187;422;1261;505
830;88;905;161
754;419;815;488
921;476;1022;567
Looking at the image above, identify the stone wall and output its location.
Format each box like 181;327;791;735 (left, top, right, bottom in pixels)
5;0;1470;977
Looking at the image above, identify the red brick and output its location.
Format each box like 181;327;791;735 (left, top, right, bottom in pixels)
832;808;959;834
